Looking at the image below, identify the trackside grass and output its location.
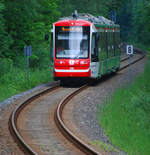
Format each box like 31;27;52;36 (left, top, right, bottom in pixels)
98;59;150;155
0;67;52;102
91;140;119;153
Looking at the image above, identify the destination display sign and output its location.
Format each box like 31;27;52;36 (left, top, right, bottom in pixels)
62;27;82;32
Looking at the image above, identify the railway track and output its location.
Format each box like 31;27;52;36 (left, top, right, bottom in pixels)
9;85;60;154
9;52;145;155
55;85;99;155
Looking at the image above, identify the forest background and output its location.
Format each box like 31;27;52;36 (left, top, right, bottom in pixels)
0;0;150;101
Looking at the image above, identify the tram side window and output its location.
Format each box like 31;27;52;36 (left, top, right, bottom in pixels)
91;34;95;56
114;32;117;56
98;32;107;60
110;32;114;57
118;32;121;55
110;31;114;57
91;33;98;62
116;32;121;56
107;32;112;58
113;31;116;56
109;32;112;57
114;32;118;56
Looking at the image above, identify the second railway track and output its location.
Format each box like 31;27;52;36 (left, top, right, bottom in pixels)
9;52;145;155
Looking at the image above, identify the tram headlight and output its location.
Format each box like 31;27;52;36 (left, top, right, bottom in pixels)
80;60;88;65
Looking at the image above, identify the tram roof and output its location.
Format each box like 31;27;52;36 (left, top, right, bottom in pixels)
54;19;119;29
54;13;120;29
54;19;92;27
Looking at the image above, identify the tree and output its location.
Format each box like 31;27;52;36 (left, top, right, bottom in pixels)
4;0;61;60
118;0;150;44
0;0;11;58
132;0;150;44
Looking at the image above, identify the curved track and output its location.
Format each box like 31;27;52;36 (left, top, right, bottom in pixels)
54;52;145;155
9;85;60;154
9;51;145;155
55;85;99;155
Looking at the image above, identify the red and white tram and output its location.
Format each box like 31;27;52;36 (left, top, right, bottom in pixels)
46;12;121;83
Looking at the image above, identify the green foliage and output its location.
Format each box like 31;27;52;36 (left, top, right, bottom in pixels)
3;0;61;60
60;0;125;18
0;66;52;102
99;61;150;155
91;140;119;153
0;0;149;60
118;0;150;44
132;0;150;44
0;0;126;61
29;47;50;69
0;0;11;58
0;58;13;76
0;0;59;102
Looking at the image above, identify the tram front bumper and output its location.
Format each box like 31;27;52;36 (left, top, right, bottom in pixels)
54;68;91;78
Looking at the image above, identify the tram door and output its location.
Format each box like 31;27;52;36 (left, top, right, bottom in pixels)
90;33;99;78
91;33;99;62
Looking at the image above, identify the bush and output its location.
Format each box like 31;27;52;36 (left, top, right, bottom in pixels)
29;47;50;69
0;64;52;102
0;58;13;76
99;61;150;155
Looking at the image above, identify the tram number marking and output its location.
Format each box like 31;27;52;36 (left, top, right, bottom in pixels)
69;60;75;65
126;45;133;55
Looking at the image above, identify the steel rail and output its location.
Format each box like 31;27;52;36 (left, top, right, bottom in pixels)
121;56;129;62
9;50;145;154
120;55;145;71
9;85;60;155
55;85;100;155
120;42;146;62
55;53;145;155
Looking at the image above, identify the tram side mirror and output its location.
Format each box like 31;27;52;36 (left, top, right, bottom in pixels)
45;33;49;41
96;33;100;41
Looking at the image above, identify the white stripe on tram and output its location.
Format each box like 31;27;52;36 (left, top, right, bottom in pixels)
54;69;90;73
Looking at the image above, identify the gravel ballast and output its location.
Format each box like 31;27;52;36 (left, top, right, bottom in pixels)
0;81;59;154
0;55;146;154
73;57;146;154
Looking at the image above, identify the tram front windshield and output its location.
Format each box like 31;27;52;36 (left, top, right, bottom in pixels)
55;26;90;59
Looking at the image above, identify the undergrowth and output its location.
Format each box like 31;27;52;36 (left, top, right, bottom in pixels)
98;52;150;155
0;56;52;102
91;140;119;153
